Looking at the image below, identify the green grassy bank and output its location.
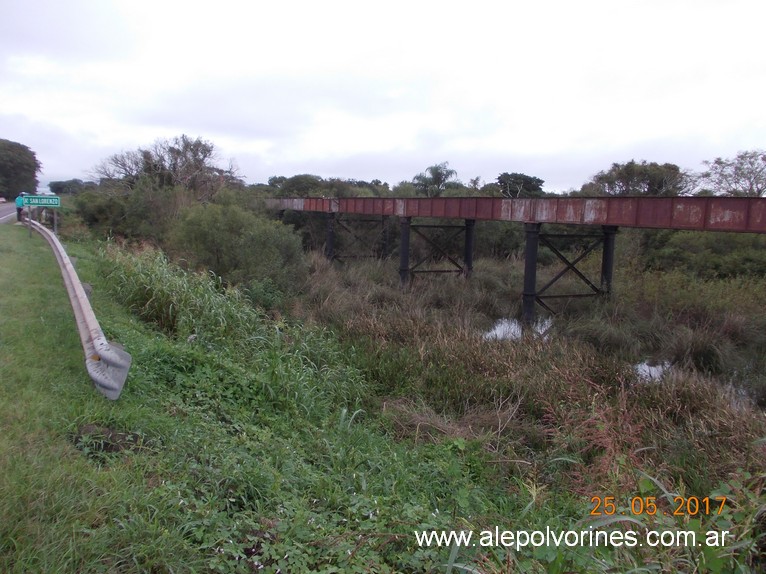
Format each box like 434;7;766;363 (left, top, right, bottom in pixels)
0;224;764;573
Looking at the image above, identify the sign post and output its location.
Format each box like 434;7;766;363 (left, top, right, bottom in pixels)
23;195;61;235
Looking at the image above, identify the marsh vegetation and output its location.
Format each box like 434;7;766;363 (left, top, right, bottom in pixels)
2;143;766;571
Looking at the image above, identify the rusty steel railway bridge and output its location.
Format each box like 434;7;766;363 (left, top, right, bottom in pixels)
265;196;766;324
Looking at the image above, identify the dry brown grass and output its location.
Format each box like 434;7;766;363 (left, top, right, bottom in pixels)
298;250;766;493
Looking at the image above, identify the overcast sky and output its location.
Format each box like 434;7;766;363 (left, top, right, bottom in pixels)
2;0;765;193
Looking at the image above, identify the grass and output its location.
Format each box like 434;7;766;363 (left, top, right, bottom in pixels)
1;223;765;572
296;238;766;570
0;227;500;572
0;225;206;571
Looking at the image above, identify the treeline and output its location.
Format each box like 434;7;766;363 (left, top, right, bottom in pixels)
55;137;765;289
43;136;766;201
4;134;766;298
2;134;764;202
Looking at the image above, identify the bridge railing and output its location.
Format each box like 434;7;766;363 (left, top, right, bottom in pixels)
29;219;131;400
265;196;766;233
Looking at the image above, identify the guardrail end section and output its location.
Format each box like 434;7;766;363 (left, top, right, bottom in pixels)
86;342;133;400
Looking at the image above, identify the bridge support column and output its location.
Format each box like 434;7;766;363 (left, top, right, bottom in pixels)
463;219;475;278
381;217;391;258
522;223;541;325
325;212;336;260
399;217;411;286
600;226;618;294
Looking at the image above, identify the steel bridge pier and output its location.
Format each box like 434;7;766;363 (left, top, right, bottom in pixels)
324;212;618;321
522;224;619;325
398;217;476;286
269;195;766;327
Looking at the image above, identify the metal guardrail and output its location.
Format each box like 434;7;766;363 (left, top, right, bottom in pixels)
29;219;131;400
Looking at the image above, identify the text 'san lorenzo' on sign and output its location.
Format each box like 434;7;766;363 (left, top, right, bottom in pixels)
23;195;61;207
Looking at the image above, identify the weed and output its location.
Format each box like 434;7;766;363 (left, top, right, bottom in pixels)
3;224;765;573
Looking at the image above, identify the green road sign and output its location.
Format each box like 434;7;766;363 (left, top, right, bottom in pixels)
23;195;61;207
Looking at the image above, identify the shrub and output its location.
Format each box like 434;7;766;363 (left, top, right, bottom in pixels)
74;190;128;237
74;179;198;242
644;230;766;278
167;203;308;297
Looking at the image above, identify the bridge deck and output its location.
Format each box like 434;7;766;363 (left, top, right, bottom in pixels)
266;196;766;233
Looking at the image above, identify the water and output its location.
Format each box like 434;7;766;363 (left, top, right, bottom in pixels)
483;317;553;341
632;361;752;410
484;323;759;411
634;360;671;382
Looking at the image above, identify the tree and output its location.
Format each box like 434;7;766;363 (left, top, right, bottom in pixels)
268;176;287;189
277;174;325;197
49;179;97;195
412;162;457;197
167;203;308;294
93;149;144;188
580;160;687;196
496;172;545;198
0;139;41;199
480;182;502;196
392;181;418;197
365;179;390;196
159;135;243;198
697;150;766;197
93;135;242;200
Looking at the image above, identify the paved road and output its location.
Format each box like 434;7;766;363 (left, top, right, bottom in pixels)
0;202;18;224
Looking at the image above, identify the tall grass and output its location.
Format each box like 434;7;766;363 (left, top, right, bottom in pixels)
290;242;766;570
98;245;369;424
299;244;766;508
101;246;267;346
3;225;764;572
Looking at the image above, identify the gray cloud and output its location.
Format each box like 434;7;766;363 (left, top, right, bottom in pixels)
2;0;765;194
0;1;130;61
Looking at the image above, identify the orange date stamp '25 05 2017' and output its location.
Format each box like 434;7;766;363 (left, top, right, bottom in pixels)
589;496;728;517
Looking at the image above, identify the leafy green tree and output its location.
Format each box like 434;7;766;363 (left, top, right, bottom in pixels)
697;150;766;197
247;182;276;198
579;160;687;196
442;181;472;197
412;162;457;197
391;181;418;197
0;139;41;199
74;190;129;236
49;179;97;195
369;179;390;194
267;175;287;189
277;174;325;197
325;178;355;198
480;182;502;196
326;179;385;196
496;172;545;198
